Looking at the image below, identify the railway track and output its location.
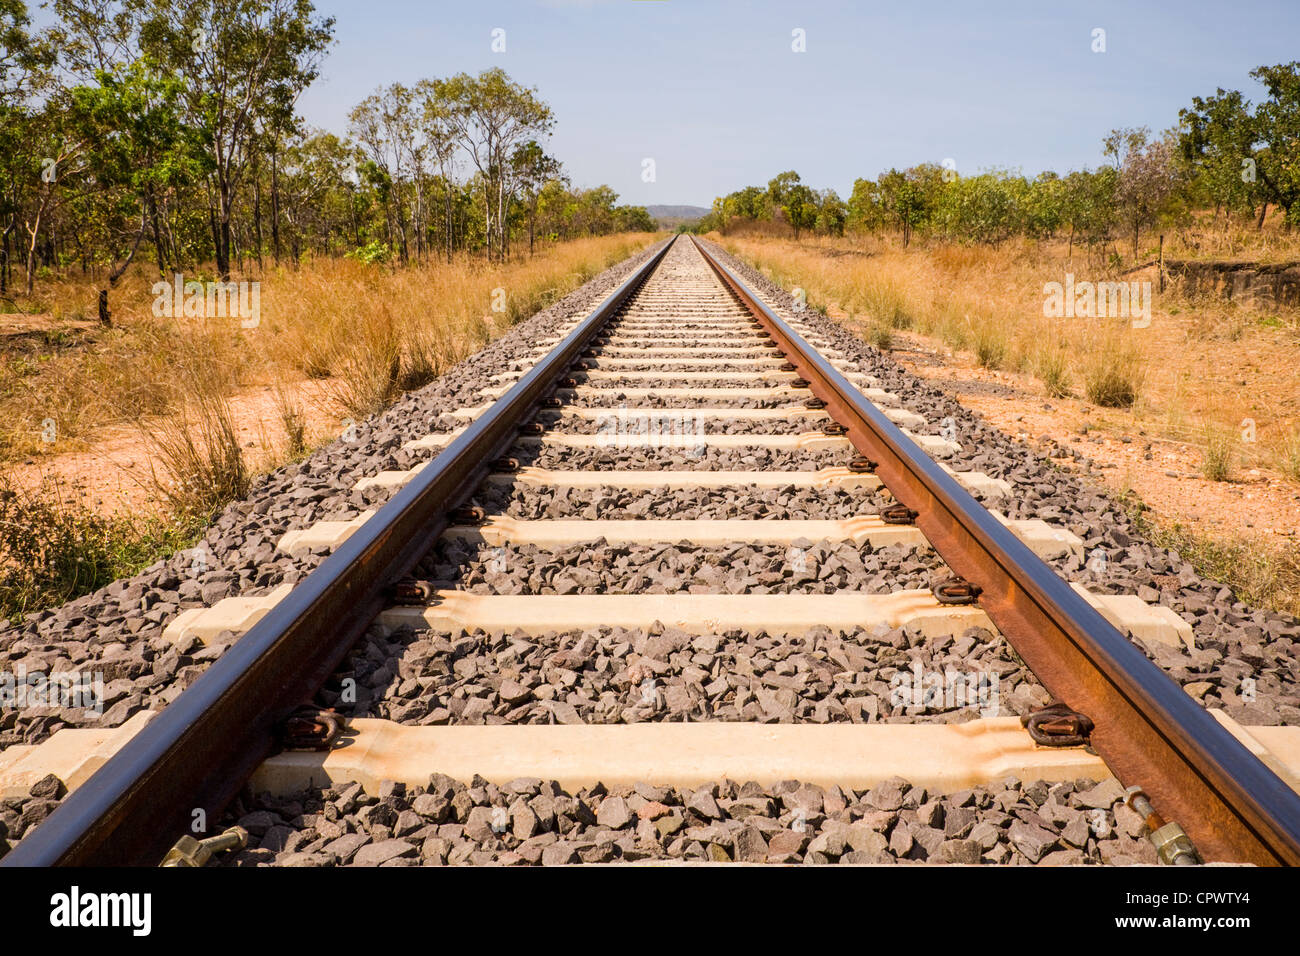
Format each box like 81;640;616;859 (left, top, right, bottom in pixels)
4;235;1300;867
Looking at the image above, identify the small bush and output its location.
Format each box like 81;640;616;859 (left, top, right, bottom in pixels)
0;478;192;622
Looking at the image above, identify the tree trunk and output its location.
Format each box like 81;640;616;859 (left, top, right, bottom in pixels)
271;144;282;264
253;153;265;273
148;191;166;276
24;183;54;295
1256;202;1269;230
217;181;233;281
445;188;453;263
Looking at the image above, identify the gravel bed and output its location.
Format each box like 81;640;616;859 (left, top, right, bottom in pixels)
210;773;1159;866
0;240;670;747
416;539;946;595
314;619;1044;726
514;444;855;472
562;392;809;409
572;375;798;389
699;239;1300;725
538;412;811;436
0;773;66;860
478;484;899;522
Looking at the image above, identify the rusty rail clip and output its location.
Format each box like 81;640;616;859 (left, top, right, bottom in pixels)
449;505;485;525
933;578;982;605
848;456;877;473
804;398;827;409
389;578;434;605
278;707;344;751
493;457;519;473
880;503;918;525
1022;702;1095;747
791;378;810;389
823;422;848;436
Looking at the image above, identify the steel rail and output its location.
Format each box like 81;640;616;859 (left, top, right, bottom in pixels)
691;235;1300;866
3;238;675;867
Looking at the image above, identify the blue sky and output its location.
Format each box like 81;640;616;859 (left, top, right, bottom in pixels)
298;0;1299;207
98;1;1300;208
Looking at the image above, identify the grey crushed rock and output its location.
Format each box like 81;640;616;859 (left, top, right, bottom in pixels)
215;773;1160;867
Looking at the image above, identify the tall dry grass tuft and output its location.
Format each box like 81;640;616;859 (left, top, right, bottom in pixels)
1029;338;1072;398
1079;334;1144;409
274;384;309;459
137;376;251;523
1199;424;1236;482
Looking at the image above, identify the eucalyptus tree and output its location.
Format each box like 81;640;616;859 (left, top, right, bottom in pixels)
139;0;334;279
511;139;563;254
440;68;554;262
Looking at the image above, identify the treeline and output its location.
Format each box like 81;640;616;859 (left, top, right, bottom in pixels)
697;61;1300;259
0;0;653;306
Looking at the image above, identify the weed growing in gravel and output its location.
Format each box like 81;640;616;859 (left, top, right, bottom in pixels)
863;321;893;350
1125;495;1300;619
275;386;309;460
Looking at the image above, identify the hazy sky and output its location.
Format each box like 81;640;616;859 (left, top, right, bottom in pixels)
203;1;1300;207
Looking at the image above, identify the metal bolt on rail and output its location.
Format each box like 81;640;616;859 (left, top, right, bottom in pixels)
160;827;248;868
1022;702;1095;748
1125;786;1201;866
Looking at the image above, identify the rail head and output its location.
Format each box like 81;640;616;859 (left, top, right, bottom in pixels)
3;237;676;867
690;234;1300;866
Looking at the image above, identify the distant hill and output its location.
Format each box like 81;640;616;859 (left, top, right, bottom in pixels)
646;204;710;226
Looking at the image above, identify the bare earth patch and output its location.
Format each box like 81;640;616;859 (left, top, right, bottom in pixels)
7;379;341;515
883;326;1300;543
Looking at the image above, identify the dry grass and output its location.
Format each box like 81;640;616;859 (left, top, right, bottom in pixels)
719;233;1300;480
139;387;251;523
1;234;656;465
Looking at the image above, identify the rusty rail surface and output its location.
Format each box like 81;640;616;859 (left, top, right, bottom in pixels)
691;234;1300;866
2;239;674;867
